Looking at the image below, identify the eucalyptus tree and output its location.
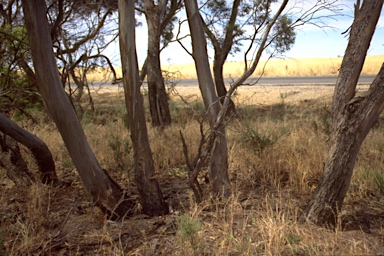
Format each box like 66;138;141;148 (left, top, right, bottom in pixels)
303;0;384;226
0;1;59;186
200;0;295;114
0;0;121;115
182;0;340;201
184;0;231;198
22;0;134;220
136;0;182;127
118;0;169;215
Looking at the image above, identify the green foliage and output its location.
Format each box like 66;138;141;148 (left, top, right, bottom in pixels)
272;15;296;54
373;171;384;195
177;214;203;253
0;24;41;116
62;157;74;169
285;233;301;245
201;0;296;56
240;124;287;153
358;168;384;196
0;69;42;115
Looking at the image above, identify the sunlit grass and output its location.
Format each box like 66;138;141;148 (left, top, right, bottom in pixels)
83;54;383;82
3;85;384;255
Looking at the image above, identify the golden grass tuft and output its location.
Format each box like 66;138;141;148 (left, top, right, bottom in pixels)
2;85;384;254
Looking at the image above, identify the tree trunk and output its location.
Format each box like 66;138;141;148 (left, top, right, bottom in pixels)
212;55;236;116
0;113;58;184
185;0;231;198
202;0;241;116
0;133;35;186
118;0;168;216
303;0;384;226
22;0;133;220
144;0;172;127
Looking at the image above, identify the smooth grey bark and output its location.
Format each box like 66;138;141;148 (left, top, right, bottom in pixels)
22;0;133;220
303;0;384;226
118;0;168;216
0;113;58;184
184;0;231;198
144;0;172;127
203;0;241;115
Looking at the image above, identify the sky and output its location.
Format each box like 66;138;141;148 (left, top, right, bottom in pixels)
107;0;384;67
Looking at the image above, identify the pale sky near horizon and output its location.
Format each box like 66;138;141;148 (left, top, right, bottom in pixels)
107;0;384;67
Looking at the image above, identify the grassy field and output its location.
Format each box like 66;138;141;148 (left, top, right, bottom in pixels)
1;85;384;255
86;55;383;82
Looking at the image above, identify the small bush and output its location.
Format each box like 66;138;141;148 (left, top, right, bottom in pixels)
240;124;288;153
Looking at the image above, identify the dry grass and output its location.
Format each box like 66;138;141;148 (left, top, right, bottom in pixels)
1;84;384;255
84;55;383;81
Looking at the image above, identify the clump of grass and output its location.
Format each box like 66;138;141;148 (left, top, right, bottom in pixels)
107;134;133;174
311;103;332;134
239;124;287;153
372;171;384;195
354;168;384;196
177;214;204;254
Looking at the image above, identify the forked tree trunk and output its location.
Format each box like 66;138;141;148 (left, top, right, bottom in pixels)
0;113;58;184
144;0;172;127
212;57;236;115
303;0;384;226
185;0;231;198
22;0;133;220
203;0;241;116
118;0;168;216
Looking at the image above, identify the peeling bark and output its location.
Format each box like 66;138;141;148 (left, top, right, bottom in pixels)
303;0;384;226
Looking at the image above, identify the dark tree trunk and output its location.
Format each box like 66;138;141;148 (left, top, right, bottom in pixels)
0;133;34;186
118;0;168;216
185;0;231;198
303;0;384;226
144;0;171;127
22;0;134;220
213;56;236;116
0;113;58;184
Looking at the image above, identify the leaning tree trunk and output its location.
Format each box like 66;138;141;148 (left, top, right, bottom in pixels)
22;0;133;220
0;133;35;186
144;0;172;127
185;0;231;198
118;0;169;216
303;0;384;226
0;113;58;184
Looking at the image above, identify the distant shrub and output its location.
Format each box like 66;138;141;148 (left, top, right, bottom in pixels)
240;124;288;153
